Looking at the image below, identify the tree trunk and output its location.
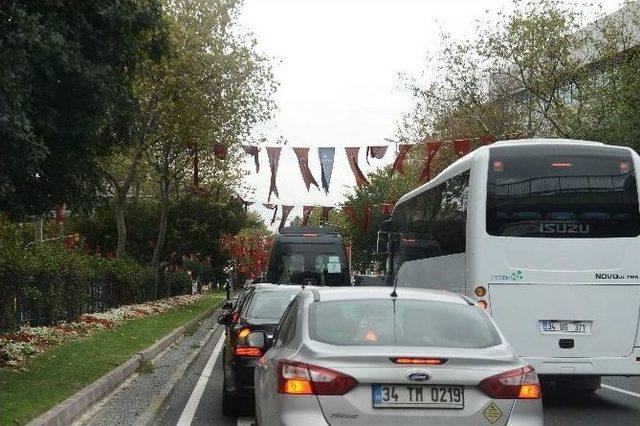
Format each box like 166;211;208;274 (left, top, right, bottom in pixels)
151;176;170;299
113;192;127;258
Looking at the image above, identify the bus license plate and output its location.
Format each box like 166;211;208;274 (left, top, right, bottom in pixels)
539;320;592;335
372;384;464;409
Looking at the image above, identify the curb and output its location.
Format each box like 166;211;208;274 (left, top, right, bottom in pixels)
27;302;221;426
132;326;219;426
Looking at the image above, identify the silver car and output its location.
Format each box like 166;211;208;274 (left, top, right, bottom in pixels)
251;287;542;426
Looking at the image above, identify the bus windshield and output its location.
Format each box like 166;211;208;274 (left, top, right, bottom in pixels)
486;145;640;238
272;243;348;286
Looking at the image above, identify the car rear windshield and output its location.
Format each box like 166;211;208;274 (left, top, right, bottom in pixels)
246;289;300;321
308;299;501;348
272;242;348;286
487;145;640;238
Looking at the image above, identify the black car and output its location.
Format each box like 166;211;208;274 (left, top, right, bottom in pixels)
263;227;351;286
218;284;305;416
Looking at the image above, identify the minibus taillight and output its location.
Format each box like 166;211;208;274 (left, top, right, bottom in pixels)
479;365;541;399
277;360;357;395
477;300;489;309
474;286;487;297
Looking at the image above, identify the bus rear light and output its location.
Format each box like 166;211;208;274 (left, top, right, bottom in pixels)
474;286;487;297
621;162;630;173
552;162;573;168
479;365;541;399
302;233;318;237
278;360;357;395
477;300;488;309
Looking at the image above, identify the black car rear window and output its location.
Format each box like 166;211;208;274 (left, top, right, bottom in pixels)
246;289;300;321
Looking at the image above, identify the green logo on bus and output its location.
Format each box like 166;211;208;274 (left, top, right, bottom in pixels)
511;270;524;281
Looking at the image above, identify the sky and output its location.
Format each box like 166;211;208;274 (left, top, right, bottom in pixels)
238;0;624;227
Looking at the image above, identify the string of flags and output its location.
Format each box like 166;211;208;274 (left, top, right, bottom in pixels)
237;198;395;231
218;132;521;229
219;133;520;199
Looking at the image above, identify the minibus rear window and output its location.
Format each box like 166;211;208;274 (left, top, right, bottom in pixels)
486;145;640;238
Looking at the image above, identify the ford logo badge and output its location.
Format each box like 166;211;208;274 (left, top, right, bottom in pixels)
406;371;431;382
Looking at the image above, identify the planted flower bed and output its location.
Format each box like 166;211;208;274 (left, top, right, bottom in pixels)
0;293;205;369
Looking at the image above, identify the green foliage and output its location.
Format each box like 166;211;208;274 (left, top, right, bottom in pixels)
1;292;225;425
0;0;167;217
0;219;176;333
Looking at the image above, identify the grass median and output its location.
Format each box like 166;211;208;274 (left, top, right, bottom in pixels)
1;291;226;425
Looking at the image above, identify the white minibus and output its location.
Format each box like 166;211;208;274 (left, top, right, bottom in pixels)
380;139;640;390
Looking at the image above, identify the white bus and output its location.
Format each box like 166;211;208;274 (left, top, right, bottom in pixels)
380;139;640;390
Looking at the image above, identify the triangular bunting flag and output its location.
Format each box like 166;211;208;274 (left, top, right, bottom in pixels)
343;205;358;227
293;147;320;191
452;138;472;157
362;204;373;232
318;147;335;194
302;205;315;226
345;147;369;187
213;143;228;160
366;146;388;164
279;205;294;230
320;206;333;223
263;203;278;225
243;145;260;172
479;135;497;145
419;139;443;183
392;144;413;174
266;147;281;202
381;203;394;216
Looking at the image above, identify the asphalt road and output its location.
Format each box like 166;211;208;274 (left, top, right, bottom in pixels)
155;329;640;426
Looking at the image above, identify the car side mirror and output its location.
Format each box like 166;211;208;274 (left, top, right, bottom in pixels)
222;300;233;310
247;331;267;350
217;313;232;326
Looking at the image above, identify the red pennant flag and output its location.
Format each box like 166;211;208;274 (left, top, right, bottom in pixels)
381;203;394;216
213;143;228;160
293;147;320;191
418;139;443;183
479;135;497;145
279;205;294;230
366;146;388;164
452;138;472;157
266;147;281;202
392;144;413;174
345;147;369;187
243;145;260;172
263;203;278;225
302;205;315;226
320;206;333;223
362;204;373;232
343;205;358;226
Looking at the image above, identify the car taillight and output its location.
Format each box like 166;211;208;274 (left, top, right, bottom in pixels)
277;360;358;395
479;366;541;399
234;346;263;357
233;327;262;357
231;311;239;323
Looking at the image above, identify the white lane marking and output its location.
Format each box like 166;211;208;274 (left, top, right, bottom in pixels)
237;417;255;426
601;384;640;399
177;331;226;425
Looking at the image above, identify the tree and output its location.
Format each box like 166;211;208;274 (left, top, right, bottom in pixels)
0;0;167;217
138;0;276;296
100;0;277;263
399;0;640;149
